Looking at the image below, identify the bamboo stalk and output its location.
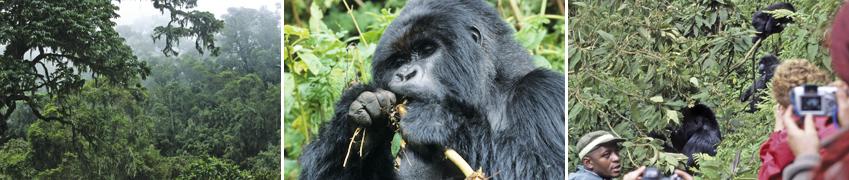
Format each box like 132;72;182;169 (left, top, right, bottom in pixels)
445;149;475;176
445;149;487;179
342;127;362;167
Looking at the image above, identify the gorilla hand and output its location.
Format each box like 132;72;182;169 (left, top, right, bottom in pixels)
348;89;397;128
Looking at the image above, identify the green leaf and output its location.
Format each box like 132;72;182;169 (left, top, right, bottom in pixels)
284;25;310;38
298;53;325;75
284;73;296;115
569;103;584;120
596;30;615;41
710;11;718;24
664;100;687;108
650;96;664;103
719;8;728;21
808;44;819;60
764;9;795;19
572;2;588;8
617;3;629;11
391;134;403;156
308;3;329;33
532;55;552;69
638;27;654;42
689;77;700;86
665;109;680;124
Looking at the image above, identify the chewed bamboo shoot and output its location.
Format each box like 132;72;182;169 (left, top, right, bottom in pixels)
444;149;488;180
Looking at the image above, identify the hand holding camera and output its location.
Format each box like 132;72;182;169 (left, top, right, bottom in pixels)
781;108;819;156
832;81;849;126
789;84;839;118
622;166;692;180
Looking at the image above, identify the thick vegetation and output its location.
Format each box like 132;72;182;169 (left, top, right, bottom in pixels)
0;2;281;179
569;0;841;178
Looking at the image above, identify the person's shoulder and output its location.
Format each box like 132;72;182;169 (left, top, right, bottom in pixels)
568;171;604;180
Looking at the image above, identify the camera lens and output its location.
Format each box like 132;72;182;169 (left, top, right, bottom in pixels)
643;169;659;180
801;96;821;111
804;85;818;93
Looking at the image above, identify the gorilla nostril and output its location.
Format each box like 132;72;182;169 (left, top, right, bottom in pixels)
395;67;417;81
395;72;405;81
404;70;417;80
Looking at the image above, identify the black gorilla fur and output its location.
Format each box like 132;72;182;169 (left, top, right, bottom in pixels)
669;104;722;167
740;54;780;112
298;0;565;179
752;2;796;43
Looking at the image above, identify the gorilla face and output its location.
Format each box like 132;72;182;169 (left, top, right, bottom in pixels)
370;0;502;147
386;39;446;103
758;55;779;75
371;1;495;107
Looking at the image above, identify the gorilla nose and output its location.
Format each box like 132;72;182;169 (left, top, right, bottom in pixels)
395;67;418;81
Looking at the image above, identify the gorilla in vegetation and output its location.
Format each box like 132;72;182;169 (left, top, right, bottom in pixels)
751;2;796;43
740;54;780;112
669;104;722;168
747;2;793;113
298;0;565;179
652;104;722;170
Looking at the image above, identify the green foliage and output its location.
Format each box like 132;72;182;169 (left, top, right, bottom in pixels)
284;0;565;179
219;7;282;83
0;138;35;178
150;0;225;56
177;156;252;180
0;4;280;179
0;0;222;146
569;0;842;178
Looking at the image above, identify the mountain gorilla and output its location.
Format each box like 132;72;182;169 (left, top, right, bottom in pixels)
740;54;780;112
751;2;796;43
669;104;722;168
298;0;565;179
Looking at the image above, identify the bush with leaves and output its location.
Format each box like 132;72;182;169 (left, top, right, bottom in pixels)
177;156;252;180
569;0;842;178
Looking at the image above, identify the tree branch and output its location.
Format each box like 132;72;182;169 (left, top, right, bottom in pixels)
509;0;524;30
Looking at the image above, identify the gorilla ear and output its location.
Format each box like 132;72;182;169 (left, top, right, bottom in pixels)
470;26;482;45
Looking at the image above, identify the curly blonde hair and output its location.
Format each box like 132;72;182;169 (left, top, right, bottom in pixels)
771;59;832;107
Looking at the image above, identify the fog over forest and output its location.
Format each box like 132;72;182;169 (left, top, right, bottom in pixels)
0;1;282;179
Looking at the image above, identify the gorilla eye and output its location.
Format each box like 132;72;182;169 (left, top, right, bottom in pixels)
388;53;408;63
413;41;437;56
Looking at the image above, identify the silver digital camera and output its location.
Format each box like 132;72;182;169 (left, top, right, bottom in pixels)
790;84;838;117
642;167;682;180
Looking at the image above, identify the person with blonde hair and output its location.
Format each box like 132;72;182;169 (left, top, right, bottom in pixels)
781;3;849;178
758;59;839;180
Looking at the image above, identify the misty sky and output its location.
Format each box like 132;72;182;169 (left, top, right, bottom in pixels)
113;0;280;25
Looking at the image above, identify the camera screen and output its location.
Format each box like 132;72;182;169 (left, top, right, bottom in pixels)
801;96;822;111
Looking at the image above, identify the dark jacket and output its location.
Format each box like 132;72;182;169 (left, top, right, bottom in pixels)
569;165;609;180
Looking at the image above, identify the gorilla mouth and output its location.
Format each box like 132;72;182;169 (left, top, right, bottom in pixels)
398;95;428;105
392;98;454;147
399;122;449;147
388;84;429;102
393;91;436;105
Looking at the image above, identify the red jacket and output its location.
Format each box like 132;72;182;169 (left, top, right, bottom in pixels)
758;117;839;180
813;129;849;179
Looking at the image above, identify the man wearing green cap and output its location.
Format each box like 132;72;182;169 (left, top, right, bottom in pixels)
569;130;626;180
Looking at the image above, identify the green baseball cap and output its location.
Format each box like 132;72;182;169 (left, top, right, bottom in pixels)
576;130;626;158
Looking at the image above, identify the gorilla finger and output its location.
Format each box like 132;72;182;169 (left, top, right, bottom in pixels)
375;89;397;108
349;109;372;126
348;101;371;126
349;100;364;114
358;92;382;118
